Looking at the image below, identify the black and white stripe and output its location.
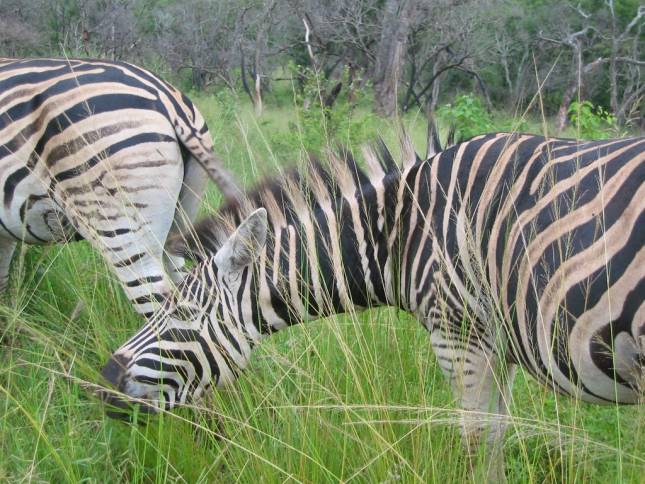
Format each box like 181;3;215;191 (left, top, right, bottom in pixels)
0;57;239;315
102;131;644;477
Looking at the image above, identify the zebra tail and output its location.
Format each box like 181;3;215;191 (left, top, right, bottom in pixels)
172;110;244;204
197;152;244;204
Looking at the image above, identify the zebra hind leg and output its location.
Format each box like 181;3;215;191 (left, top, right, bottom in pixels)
66;147;186;317
430;327;516;483
0;238;17;342
164;154;210;284
0;238;17;294
72;201;180;318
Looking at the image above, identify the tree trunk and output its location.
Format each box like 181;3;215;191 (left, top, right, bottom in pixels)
110;23;116;60
347;63;358;104
372;0;413;117
555;80;578;131
608;0;619;115
428;67;441;115
609;56;619;114
191;68;206;90
240;48;254;105
512;49;529;108
402;56;417;112
253;73;263;116
617;84;645;124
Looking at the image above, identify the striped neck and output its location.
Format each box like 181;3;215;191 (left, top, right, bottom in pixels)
246;160;428;335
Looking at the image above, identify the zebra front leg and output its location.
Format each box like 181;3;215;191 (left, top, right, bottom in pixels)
430;328;516;483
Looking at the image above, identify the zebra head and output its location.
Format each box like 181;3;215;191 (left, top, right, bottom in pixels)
100;208;268;417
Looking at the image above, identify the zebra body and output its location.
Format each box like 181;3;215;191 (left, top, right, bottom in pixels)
409;134;644;405
102;133;644;476
0;57;239;315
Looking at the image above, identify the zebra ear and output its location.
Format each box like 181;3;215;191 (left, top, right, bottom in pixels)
214;208;268;275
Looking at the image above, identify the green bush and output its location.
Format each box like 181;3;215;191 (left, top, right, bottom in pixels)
270;64;378;156
437;94;493;141
568;101;618;140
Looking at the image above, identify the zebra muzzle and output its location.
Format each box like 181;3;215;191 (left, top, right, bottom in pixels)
99;354;156;421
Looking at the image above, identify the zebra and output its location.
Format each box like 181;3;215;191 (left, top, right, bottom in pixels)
100;132;644;478
0;57;240;317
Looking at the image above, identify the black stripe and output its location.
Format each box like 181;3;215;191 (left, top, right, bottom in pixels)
96;228;131;238
0;61;96;95
114;252;145;267
0;69;158;134
0;215;21;240
125;275;164;288
52;132;175;184
133;293;166;305
4;167;30;208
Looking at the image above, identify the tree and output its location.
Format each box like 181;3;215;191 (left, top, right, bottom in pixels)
539;1;644;129
372;0;414;117
0;0;642;128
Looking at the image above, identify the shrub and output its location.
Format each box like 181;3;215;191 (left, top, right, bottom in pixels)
437;94;493;141
270;64;377;156
212;89;239;125
568;101;618;140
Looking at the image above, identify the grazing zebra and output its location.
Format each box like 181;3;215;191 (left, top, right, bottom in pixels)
0;57;240;316
101;132;644;478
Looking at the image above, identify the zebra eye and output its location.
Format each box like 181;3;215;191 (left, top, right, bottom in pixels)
171;304;200;321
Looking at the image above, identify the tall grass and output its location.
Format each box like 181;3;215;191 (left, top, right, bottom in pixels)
0;89;643;482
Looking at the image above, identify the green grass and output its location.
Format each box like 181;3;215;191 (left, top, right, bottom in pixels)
1;95;643;482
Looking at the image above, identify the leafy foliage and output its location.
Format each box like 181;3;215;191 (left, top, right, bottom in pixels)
437;94;494;141
212;89;239;126
568;101;619;140
269;65;378;156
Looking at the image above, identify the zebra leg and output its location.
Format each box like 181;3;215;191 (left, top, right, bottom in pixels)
430;328;516;482
69;184;183;317
164;154;210;284
0;238;17;342
79;226;174;317
0;238;17;293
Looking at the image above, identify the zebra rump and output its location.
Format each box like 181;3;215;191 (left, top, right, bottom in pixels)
0;57;240;316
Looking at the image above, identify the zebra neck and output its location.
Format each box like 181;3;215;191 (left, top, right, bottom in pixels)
250;162;428;334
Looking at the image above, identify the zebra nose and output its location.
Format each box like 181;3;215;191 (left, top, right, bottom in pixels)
101;353;130;389
99;354;133;420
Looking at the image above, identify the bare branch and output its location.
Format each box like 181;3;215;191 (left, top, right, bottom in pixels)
539;26;593;49
571;2;591;19
619;5;645;42
615;56;645;66
302;15;317;69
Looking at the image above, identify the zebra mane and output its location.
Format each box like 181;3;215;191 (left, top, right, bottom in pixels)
171;134;428;262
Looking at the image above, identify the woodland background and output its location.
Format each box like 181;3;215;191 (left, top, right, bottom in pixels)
1;0;643;133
